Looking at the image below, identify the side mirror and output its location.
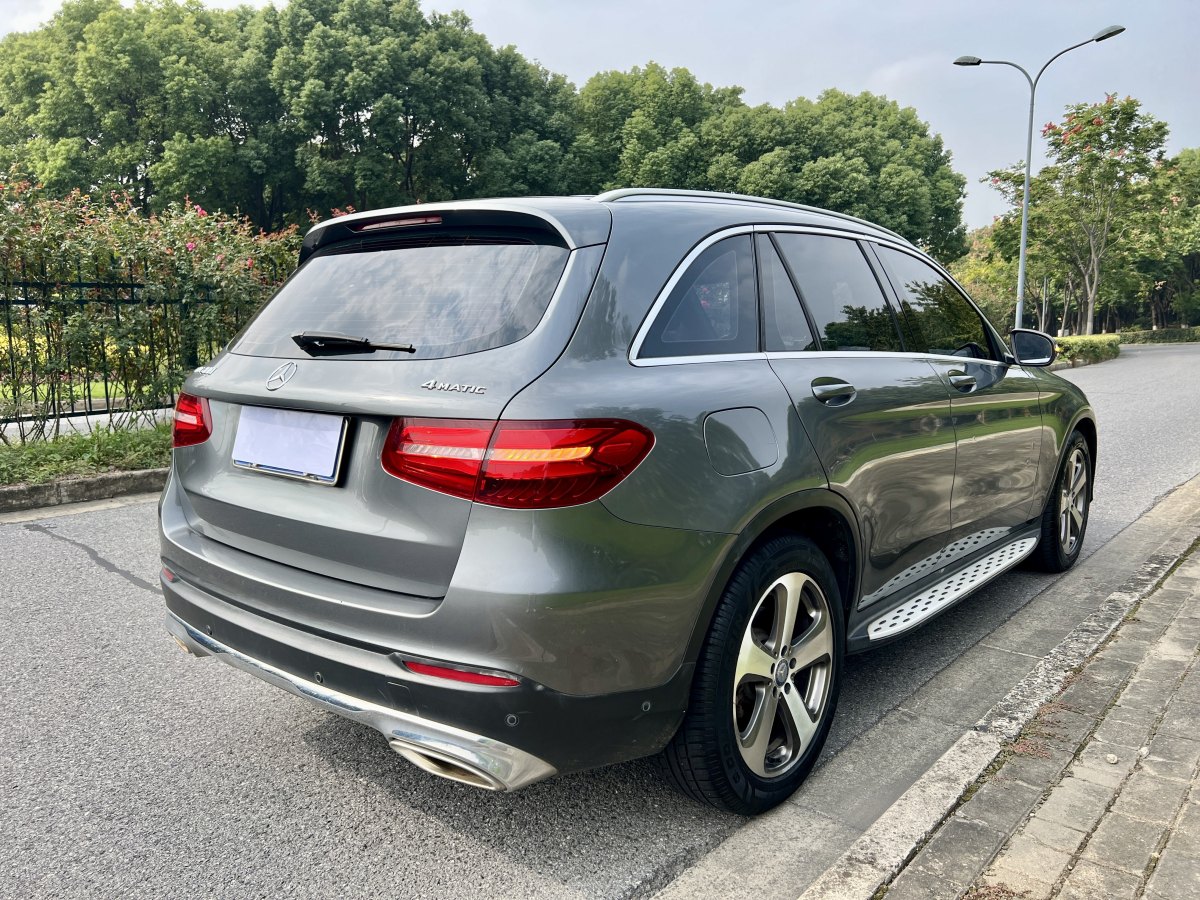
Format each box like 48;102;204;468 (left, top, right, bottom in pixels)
1009;328;1057;367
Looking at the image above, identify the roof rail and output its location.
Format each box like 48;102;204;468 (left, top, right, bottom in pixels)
593;188;910;244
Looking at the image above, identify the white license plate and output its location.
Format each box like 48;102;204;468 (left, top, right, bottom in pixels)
232;405;347;485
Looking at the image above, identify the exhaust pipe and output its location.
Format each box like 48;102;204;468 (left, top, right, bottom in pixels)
389;739;506;791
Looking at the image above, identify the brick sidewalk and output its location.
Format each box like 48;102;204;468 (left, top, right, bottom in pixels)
887;547;1200;900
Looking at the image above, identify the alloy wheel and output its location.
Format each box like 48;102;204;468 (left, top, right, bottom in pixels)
732;572;834;778
1058;447;1088;556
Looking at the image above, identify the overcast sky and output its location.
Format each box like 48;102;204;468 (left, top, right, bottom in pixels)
2;0;1196;229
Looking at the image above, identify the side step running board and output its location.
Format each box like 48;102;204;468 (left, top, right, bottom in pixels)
867;536;1039;641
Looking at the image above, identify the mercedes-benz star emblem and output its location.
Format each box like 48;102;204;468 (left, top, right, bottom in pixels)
265;361;298;391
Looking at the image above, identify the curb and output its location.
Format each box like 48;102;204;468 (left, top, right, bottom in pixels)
0;468;168;514
797;540;1193;899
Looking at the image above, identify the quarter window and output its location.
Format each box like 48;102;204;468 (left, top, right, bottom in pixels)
876;247;996;361
639;235;758;358
773;233;903;352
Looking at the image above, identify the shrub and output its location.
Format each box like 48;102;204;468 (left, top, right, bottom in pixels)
0;169;300;443
1118;327;1200;344
1055;334;1120;366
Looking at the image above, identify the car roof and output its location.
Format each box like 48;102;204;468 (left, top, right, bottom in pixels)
300;188;911;259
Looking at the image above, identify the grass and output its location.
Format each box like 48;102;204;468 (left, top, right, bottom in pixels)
0;423;172;486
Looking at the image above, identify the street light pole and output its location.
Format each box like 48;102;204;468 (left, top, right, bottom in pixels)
955;25;1125;331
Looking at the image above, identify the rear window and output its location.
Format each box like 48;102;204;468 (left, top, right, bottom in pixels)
232;236;570;360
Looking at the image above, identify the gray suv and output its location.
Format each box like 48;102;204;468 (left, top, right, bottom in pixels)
160;189;1095;814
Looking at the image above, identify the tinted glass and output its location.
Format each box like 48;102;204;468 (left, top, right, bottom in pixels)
773;233;902;352
757;235;816;352
877;247;996;361
233;237;570;360
640;235;758;358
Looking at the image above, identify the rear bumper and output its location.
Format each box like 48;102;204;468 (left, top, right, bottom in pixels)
161;571;692;781
165;610;554;791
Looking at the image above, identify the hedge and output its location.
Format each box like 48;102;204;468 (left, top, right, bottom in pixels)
1118;327;1200;344
1055;334;1121;366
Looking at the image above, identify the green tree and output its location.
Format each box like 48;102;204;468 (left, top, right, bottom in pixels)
989;95;1169;334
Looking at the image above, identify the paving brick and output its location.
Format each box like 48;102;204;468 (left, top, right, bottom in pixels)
1034;777;1113;833
1021;815;1087;853
1028;708;1097;752
1056;859;1141;900
1104;635;1155;664
1070;744;1136;789
1156;699;1200;740
1001;747;1075;789
1145;848;1200;899
1080;810;1165;874
888;817;1007;899
1142;733;1200;783
956;777;1044;836
1090;715;1154;751
1057;673;1124;719
979;862;1054;898
1111;772;1190;824
1108;697;1167;730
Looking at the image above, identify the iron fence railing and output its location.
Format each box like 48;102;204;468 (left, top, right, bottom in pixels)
1;258;286;442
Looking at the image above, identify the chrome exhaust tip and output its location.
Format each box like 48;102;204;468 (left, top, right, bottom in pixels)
389;738;506;791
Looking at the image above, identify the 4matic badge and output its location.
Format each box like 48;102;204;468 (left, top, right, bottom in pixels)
420;380;487;395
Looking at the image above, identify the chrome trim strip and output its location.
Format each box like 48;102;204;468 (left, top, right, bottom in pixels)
164;612;558;791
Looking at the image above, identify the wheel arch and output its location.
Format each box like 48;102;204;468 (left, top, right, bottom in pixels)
682;490;862;668
1071;413;1098;500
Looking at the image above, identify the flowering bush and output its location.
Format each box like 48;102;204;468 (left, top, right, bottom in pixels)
0;169;300;443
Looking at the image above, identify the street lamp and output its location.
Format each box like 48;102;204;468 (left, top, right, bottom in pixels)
955;25;1125;331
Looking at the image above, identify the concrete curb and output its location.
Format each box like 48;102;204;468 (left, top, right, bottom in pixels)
0;468;168;514
797;544;1192;899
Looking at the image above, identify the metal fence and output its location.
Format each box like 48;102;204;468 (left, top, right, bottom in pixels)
2;258;285;442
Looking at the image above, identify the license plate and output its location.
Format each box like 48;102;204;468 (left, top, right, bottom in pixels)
232;405;348;485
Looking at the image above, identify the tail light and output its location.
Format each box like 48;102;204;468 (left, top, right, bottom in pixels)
381;418;654;508
173;393;212;447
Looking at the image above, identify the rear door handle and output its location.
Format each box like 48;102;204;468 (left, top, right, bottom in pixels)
811;379;857;406
948;371;977;392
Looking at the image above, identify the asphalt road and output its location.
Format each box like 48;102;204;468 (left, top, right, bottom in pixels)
2;343;1199;900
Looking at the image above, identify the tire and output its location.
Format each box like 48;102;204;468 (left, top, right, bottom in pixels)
1030;431;1092;573
660;533;844;815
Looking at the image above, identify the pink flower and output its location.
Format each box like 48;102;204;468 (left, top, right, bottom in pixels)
194;204;207;217
186;241;196;251
246;257;255;268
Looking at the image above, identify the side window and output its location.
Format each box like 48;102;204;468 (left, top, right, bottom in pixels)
774;233;903;352
639;235;758;358
876;246;996;361
756;235;816;352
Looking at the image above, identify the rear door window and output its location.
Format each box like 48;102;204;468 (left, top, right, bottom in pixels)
773;233;904;352
232;234;570;360
875;246;997;361
757;235;816;352
638;234;758;358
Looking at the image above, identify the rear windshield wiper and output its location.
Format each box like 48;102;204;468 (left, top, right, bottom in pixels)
292;331;416;356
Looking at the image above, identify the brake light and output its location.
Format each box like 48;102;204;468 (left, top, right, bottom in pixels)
354;215;443;232
381;418;653;508
173;393;212;447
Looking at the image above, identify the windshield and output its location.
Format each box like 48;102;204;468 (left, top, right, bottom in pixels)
232;236;570;360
